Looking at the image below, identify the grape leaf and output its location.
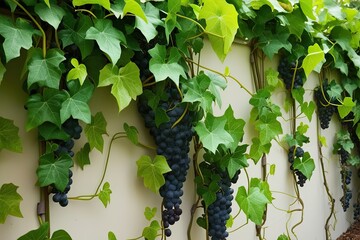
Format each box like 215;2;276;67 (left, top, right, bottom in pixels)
255;113;283;145
300;0;315;20
135;3;163;42
291;88;304;105
50;230;72;240
300;101;315;122
336;130;354;153
85;19;126;65
199;0;238;61
34;2;65;29
348;155;360;167
60;80;94;124
319;135;327;147
72;0;111;10
194;113;234;153
248;137;271;163
0;16;40;62
123;0;147;22
67;58;87;85
235;185;270;225
144;207;157;221
142;220;160;240
206;72;227;107
259;31;292;59
221;145;248;178
36;153;73;192
285;8;306;39
99;62;142;112
26;89;67;131
302;43;325;77
0;183;23;223
266;68;280;87
84;112;107;152
108;232;117;240
293;152;315;179
149;45;186;85
98;182;112;207
277;234;290;240
338;97;355;119
124;123;139;145
18;222;49;240
136;155;171;193
223;106;246;152
75;143;91;169
0;116;22;152
38;122;69;141
27;48;66;89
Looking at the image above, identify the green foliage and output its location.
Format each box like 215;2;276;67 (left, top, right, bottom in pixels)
98;182;112;207
0;116;22;152
293;152;315;179
75;143;91;169
84;112;108;152
0;183;23;223
18;222;72;240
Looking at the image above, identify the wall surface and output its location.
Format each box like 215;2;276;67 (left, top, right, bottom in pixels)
0;42;356;240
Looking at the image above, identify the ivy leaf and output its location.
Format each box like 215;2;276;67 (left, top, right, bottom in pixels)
319;135;327;147
223;106;246;152
235;185;270;225
98;182;112;207
60;80;94;124
338;97;355;119
124;123;139;145
142;220;161;240
300;0;315;20
300;101;315;122
108;232;117;240
84;112;107;152
27;48;66;89
265;68;280;87
248;137;271;164
277;234;290;240
34;2;66;29
206;72;227;107
259;31;292;59
75;143;91;169
293;152;315;179
50;230;72;240
38;123;69;141
26;89;66;131
0;116;22;152
221;145;249;178
302;43;325;78
99;62;142;112
285;8;306;39
72;0;111;10
144;207;157;221
85;19;126;65
36;153;73;191
18;222;49;240
67;58;87;85
0;16;40;62
291;88;305;105
123;0;147;22
136;155;171;193
149;45;186;85
348;155;360;167
135;3;163;42
0;183;23;223
194;113;234;153
327;80;343;100
199;0;238;61
255;113;283;145
336;130;354;153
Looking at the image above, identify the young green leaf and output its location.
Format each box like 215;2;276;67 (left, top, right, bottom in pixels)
67;58;87;85
136;155;171;193
255;113;283;145
0;116;22;152
142;220;161;240
135;3;163;42
18;222;49;240
123;0;147;22
249;137;271;164
108;231;117;240
302;43;325;77
300;101;315;122
75;143;91;169
338;97;355;119
0;183;23;223
291;88;305;105
72;0;111;10
270;164;276;175
98;182;112;207
277;233;290;240
84;112;107;152
266;68;281;87
124;123;139;145
300;0;316;20
144;207;157;221
99;62;142;112
293;152;315;179
319;135;327;147
51;229;72;240
34;2;66;29
223;106;246;152
220;145;248;178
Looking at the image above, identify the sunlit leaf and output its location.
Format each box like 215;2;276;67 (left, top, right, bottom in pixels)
0;183;23;223
0;117;22;152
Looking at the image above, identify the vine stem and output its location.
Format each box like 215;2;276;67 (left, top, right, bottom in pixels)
11;0;47;58
75;9;97;19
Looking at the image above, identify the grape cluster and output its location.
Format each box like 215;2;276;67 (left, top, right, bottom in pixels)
341;168;352;185
354;202;360;220
138;85;193;237
132;50;152;82
341;186;352;211
338;147;350;165
51;170;73;207
288;146;307;187
278;56;304;90
314;84;337;129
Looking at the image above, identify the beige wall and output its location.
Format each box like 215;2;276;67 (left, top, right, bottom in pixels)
0;42;355;239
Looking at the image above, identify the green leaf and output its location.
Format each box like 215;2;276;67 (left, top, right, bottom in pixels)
99;62;142;112
265;68;280;87
300;0;315;20
124;123;139;145
85;19;125;65
98;182;112;207
194;113;234;153
155;107;169;128
0;183;23;223
27;48;66;89
123;0;147;22
26;89;66;131
135;3;163;42
38;123;69;141
293;152;315;179
226;214;234;228
60;80;94;124
338;97;355;119
255;113;283;145
249;137;271;163
300;101;315;122
142;220;160;240
136;155;171;193
50;230;72;240
144;207;157;221
36;153;73;191
149;45;186;85
319;135;327;147
34;2;66;29
84;112;107;152
357;124;360;141
0;116;22;152
302;43;325;78
222;145;249;178
0;16;40;62
18;222;49;240
259;31;292;59
348;155;360;167
206;72;227;107
336;130;354;153
223;106;246;152
277;234;290;240
270;164;276;175
72;0;111;10
67;58;87;85
75;143;91;170
199;0;238;61
235;185;270;225
285;8;306;39
108;232;117;240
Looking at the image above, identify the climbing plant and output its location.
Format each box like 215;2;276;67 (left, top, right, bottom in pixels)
1;0;360;240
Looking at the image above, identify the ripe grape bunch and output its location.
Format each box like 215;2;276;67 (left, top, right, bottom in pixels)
341;185;352;211
51;117;82;207
288;146;307;187
314;84;336;129
353;202;360;220
278;55;304;90
138;85;193;237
